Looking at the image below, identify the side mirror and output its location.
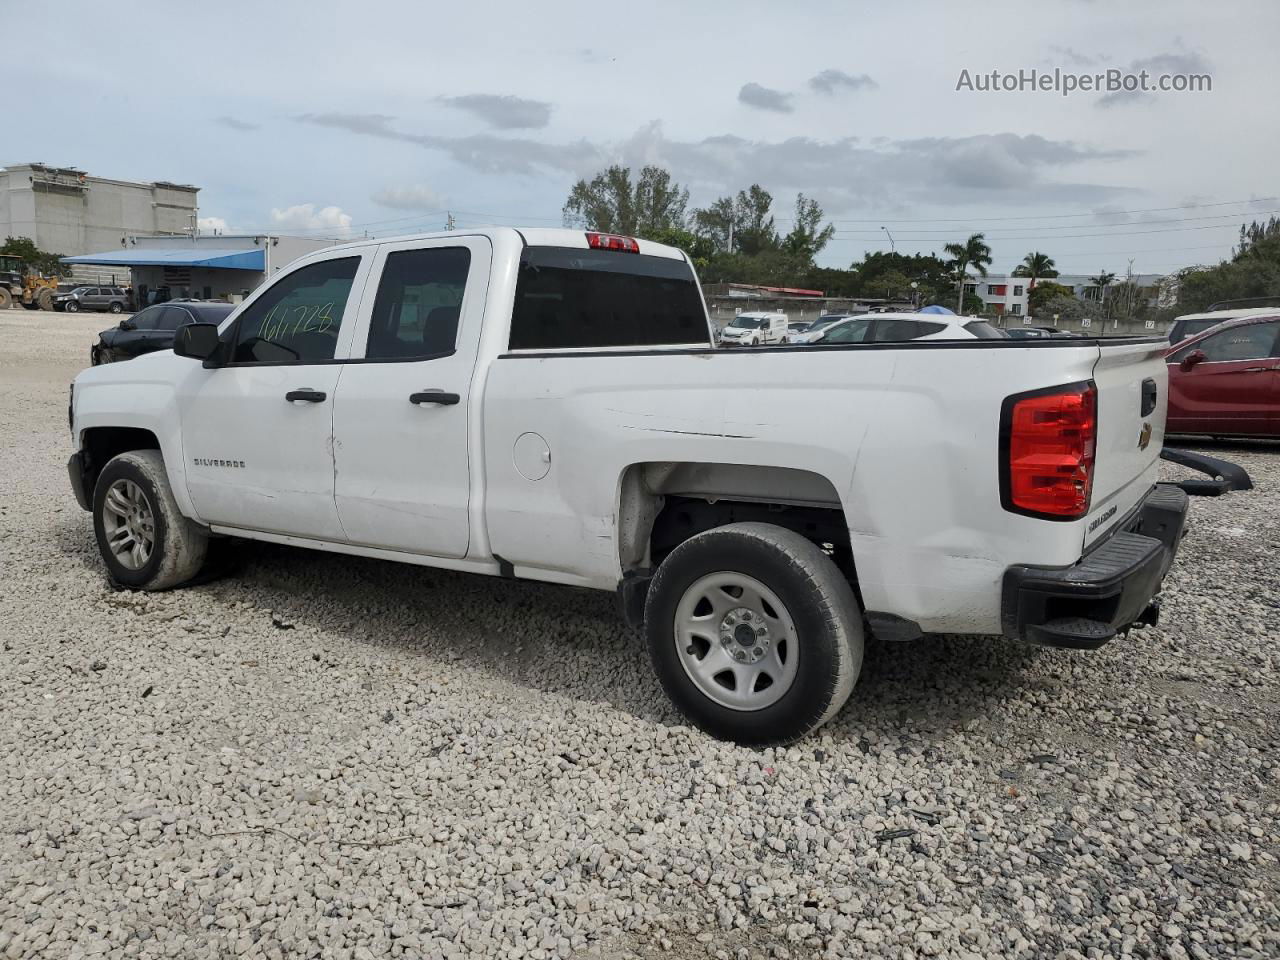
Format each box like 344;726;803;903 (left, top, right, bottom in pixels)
1179;349;1207;371
174;323;221;363
118;319;135;331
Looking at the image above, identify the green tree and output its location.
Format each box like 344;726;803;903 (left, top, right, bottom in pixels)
1;235;67;277
847;251;953;304
641;226;717;273
942;233;993;313
1039;294;1087;324
1027;280;1074;317
780;193;835;265
562;165;689;236
692;184;779;256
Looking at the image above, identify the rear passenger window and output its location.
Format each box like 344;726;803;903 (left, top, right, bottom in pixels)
509;246;707;350
231;257;359;364
365;247;470;360
874;319;946;341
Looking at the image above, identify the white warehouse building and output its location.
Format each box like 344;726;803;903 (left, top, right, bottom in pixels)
0;163;198;256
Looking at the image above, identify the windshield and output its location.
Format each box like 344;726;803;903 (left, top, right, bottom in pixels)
728;317;768;329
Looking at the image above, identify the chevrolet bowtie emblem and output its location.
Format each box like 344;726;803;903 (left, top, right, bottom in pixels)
1138;422;1152;450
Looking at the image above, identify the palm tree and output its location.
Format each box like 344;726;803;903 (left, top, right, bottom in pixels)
1090;271;1116;306
1012;251;1058;291
943;233;993;313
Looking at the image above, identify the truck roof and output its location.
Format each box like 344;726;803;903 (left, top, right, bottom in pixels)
322;226;689;261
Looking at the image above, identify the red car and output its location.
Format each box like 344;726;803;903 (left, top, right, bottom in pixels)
1165;314;1280;437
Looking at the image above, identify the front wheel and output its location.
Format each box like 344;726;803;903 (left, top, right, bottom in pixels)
92;450;208;590
65;300;79;313
645;522;863;745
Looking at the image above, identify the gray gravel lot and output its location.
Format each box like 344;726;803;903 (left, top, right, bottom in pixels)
1;309;1277;960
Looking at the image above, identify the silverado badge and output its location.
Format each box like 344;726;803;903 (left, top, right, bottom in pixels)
1137;422;1152;450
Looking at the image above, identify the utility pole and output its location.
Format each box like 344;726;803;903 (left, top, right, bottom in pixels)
445;212;456;231
881;226;895;252
727;217;734;254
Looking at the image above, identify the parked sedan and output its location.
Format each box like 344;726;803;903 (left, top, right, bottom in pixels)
91;301;234;365
1166;314;1280;437
54;286;130;313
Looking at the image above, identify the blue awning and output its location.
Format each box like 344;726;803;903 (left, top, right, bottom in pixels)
61;247;265;270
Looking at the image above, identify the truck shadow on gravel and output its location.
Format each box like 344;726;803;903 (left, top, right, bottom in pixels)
52;515;1055;743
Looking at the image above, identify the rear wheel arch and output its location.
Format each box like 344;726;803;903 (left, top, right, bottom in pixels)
616;460;863;595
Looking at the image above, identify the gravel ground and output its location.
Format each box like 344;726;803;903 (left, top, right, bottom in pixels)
1;309;1277;960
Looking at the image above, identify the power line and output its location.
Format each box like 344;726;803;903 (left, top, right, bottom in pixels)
783;196;1278;225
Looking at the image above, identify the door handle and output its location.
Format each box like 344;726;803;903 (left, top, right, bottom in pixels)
285;389;327;403
1242;366;1269;373
409;390;460;405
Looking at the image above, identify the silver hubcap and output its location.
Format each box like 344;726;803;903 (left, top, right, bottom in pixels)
674;572;799;711
102;479;155;570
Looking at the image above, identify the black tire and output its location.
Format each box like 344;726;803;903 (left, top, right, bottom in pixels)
36;289;53;311
0;288;11;310
92;450;208;591
65;299;79;313
645;522;863;746
109;301;123;314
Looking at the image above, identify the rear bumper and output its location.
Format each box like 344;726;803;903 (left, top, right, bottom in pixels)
68;451;92;511
1002;483;1189;649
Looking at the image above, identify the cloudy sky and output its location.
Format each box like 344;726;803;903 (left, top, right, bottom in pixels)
8;0;1278;275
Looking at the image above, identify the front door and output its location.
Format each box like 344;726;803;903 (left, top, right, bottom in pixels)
178;253;372;539
1167;320;1280;435
331;237;490;557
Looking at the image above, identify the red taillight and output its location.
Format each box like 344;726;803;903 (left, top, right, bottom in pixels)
1001;382;1097;519
585;232;640;253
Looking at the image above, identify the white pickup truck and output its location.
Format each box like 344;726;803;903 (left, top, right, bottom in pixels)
68;228;1190;744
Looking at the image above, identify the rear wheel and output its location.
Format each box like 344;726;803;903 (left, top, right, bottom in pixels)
92;450;208;590
109;301;123;314
0;288;11;310
645;522;863;745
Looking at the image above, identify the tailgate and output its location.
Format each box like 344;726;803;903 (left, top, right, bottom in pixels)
1083;339;1169;550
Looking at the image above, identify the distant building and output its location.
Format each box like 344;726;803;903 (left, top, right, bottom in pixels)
966;272;1165;318
0;163;198;257
63;234;341;306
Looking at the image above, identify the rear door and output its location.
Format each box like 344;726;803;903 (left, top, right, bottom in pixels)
1083;340;1169;550
331;236;491;557
1166;320;1280;435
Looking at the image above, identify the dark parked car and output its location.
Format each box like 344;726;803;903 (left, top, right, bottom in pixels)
1005;325;1054;339
54;286;130;313
91;301;234;365
1166;314;1280;437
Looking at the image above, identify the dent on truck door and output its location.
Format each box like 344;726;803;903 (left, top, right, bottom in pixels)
331;237;491;558
180;255;368;539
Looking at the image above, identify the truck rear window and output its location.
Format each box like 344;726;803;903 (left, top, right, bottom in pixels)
509;246;708;350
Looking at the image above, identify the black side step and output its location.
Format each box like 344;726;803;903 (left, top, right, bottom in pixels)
1159;448;1253;496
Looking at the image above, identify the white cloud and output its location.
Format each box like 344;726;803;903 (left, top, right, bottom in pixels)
197;216;230;234
371;184;445;210
268;203;353;237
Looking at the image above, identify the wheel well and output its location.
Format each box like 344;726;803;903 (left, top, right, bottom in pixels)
618;462;858;586
81;427;161;494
